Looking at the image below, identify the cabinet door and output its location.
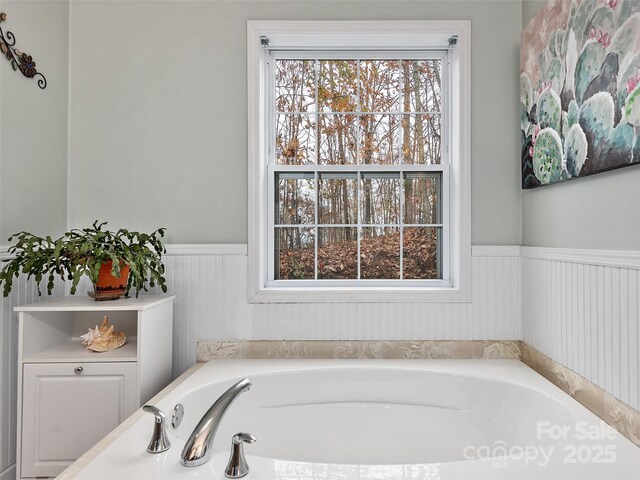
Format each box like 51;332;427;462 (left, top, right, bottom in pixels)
21;362;137;478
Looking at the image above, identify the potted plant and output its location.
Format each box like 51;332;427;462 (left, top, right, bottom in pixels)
0;221;167;300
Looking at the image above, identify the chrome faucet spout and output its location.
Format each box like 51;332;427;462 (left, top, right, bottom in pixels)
180;378;251;467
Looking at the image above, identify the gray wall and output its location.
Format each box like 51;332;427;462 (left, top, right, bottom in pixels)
0;1;68;477
521;0;640;249
0;0;68;245
68;0;523;245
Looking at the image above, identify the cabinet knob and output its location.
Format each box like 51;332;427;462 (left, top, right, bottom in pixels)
74;366;84;375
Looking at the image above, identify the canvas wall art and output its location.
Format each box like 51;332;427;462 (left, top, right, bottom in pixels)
521;0;640;188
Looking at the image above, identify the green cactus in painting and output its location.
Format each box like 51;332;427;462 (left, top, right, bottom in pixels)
521;0;640;188
564;29;578;98
546;58;566;95
572;0;598;47
624;84;640;125
548;30;560;58
520;73;534;133
608;13;640;56
564;124;588;176
616;53;640;113
537;88;562;132
561;0;578;63
567;100;580;127
585;5;615;40
575;41;607;103
616;0;640;27
533;128;564;184
579;91;615;145
578;92;617;174
605;122;635;161
521;73;534;112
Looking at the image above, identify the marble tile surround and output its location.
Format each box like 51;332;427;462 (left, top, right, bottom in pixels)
198;339;640;448
521;343;640;449
197;340;522;361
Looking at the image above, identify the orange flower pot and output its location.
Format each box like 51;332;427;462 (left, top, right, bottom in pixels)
94;260;130;301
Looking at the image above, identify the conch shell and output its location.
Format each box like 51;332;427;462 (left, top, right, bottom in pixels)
80;315;126;352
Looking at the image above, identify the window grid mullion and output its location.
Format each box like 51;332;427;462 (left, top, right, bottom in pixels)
399;59;405;164
399;171;404;280
274;223;444;228
357;171;361;280
356;59;361;279
273;164;446;172
314;170;319;280
314;60;319;280
276;111;441;115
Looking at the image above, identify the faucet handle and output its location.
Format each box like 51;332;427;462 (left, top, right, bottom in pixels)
142;405;171;454
225;432;256;478
233;432;256;445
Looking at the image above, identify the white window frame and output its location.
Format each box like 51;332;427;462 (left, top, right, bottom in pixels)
248;21;471;303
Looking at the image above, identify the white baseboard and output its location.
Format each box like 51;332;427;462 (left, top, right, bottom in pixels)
0;464;15;480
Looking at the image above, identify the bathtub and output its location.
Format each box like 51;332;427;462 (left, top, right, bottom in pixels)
67;360;640;479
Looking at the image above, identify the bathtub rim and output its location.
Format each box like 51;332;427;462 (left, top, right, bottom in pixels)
57;358;640;479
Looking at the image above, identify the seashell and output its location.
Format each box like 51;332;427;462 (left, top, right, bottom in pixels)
80;315;126;352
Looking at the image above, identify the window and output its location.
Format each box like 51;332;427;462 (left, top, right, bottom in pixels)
248;22;471;302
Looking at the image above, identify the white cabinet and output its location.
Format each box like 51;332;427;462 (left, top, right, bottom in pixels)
21;362;137;478
15;295;174;479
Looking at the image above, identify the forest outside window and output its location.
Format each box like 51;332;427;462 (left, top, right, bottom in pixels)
248;22;471;302
270;56;447;285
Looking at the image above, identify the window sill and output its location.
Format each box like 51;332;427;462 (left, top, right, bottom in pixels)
248;285;471;303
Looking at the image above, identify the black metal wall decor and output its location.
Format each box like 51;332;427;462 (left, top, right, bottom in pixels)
0;12;46;89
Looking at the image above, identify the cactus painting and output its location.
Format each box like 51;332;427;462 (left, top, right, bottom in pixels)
521;0;640;188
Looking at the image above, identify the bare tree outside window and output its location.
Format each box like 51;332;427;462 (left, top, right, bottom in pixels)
274;58;443;281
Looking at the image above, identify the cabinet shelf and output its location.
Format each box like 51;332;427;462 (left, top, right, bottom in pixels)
23;338;138;363
14;295;173;312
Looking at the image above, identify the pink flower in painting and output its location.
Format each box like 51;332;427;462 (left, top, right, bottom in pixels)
588;28;612;48
604;0;618;9
627;77;636;93
627;69;640;94
537;82;552;96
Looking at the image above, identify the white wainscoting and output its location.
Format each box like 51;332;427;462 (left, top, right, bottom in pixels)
0;244;519;475
4;244;640;474
0;275;64;476
142;245;521;377
521;247;640;411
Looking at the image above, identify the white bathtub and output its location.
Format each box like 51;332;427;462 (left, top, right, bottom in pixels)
69;360;640;479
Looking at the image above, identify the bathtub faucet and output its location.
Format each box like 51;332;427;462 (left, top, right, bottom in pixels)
181;378;252;467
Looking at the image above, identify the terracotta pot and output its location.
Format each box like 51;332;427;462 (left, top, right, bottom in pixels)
94;260;130;301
